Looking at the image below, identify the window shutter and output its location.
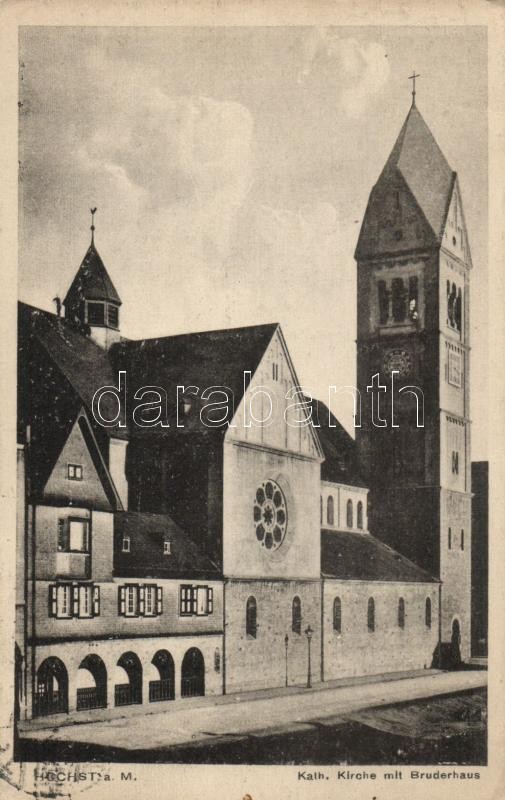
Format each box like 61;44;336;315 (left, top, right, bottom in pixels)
49;585;57;617
72;585;79;617
92;585;100;617
58;519;68;551
207;587;213;614
139;585;145;616
156;585;163;615
118;586;126;615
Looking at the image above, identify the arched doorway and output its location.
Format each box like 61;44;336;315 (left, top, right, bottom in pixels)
34;657;68;717
450;618;462;668
76;654;107;711
181;648;205;698
149;650;175;702
114;652;142;706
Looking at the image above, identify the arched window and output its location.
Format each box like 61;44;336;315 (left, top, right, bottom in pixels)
327;496;334;526
35;657;68;717
115;651;142;707
76;654;107;711
346;499;353;528
425;597;432;629
367;597;375;632
246;596;257;639
181;648;205;698
392;278;407;322
333;597;342;633
150;650;175;702
357;501;364;529
292;596;302;635
398;597;405;629
455;288;462;332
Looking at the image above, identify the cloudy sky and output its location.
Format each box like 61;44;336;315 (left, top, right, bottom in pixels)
19;26;488;456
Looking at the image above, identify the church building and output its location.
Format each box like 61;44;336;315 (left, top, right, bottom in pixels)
15;92;471;723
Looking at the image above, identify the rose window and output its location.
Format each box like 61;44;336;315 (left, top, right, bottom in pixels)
253;480;287;551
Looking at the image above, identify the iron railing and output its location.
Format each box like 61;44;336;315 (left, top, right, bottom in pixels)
76;686;106;711
149;678;174;702
181;676;204;698
114;682;142;707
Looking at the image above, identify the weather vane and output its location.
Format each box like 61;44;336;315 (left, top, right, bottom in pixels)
408;71;420;106
90;207;97;244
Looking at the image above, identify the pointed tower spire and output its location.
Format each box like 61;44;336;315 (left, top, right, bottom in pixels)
63;210;122;349
90;207;97;245
408;70;420;107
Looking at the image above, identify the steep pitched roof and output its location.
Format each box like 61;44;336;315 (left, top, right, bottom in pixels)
42;408;123;511
20;302;126;437
356;105;456;259
309;398;366;487
63;242;121;305
113;511;221;579
111;322;279;435
321;529;438;583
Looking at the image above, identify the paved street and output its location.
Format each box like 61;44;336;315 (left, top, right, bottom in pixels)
21;669;486;753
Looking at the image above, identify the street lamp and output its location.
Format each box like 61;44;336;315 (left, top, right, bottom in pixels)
304;625;313;688
284;634;289;687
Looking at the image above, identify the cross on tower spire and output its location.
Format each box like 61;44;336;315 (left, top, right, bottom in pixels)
90;207;97;245
408;71;420;107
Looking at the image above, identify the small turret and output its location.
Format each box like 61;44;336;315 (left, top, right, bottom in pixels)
63;209;122;349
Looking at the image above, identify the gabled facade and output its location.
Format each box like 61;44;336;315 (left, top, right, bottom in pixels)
16;93;476;727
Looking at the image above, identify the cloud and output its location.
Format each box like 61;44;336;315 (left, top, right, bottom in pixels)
77;64;255;258
299;30;390;118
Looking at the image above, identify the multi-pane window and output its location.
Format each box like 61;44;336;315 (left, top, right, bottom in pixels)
246;596;257;638
292;596;302;635
118;584;163;617
425;597;432;629
367;597;375;632
163;539;172;555
333;597;342;633
67;464;83;480
58;518;89;552
327;496;334;526
49;583;99;619
179;585;213;616
87;301;105;326
144;584;159;617
398;597;405;629
122;536;130;553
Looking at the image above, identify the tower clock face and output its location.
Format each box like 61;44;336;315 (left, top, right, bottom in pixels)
253;480;287;551
382;348;413;378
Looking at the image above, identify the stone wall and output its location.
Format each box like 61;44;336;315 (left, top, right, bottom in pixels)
224;579;321;692
322;580;439;680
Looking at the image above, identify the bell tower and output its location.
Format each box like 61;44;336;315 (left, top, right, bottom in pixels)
355;85;472;661
63;209;122;350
